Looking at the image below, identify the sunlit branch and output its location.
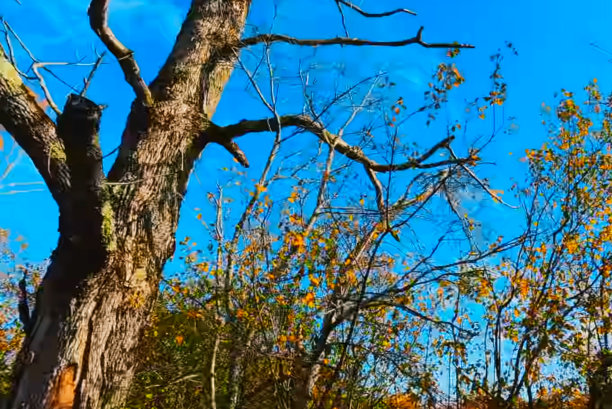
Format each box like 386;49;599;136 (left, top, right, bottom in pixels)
31;63;61;115
364;166;385;214
207;114;465;172
88;0;152;105
2;19;86;97
336;0;416;18
240;27;474;49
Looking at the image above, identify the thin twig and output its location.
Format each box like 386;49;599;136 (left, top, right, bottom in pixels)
80;51;106;97
448;146;518;209
31;63;61;115
334;0;350;37
336;0;416;18
2;19;36;61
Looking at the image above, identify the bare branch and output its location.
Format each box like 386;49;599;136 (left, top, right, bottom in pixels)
336;0;416;18
1;19;35;62
334;0;350;37
364;166;385;214
80;51;106;97
207;114;465;172
240;27;473;49
31;63;61;115
88;0;152;105
361;299;477;336
206;133;250;167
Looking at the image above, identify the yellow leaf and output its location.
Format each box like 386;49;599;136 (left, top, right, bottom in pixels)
302;292;315;308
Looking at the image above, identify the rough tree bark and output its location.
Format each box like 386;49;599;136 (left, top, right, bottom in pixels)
0;1;472;408
3;1;251;407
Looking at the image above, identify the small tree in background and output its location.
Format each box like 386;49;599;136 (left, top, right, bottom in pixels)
125;56;520;409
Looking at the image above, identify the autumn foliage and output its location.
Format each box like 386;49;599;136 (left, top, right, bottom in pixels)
0;55;609;409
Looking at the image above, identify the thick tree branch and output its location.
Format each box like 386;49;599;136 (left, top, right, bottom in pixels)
57;94;105;199
0;48;70;203
336;0;416;18
88;0;152;106
206;114;463;172
53;94;108;280
206;131;250;168
240;27;473;49
364;166;385;213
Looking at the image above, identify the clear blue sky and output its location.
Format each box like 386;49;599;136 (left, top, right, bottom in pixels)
1;0;611;265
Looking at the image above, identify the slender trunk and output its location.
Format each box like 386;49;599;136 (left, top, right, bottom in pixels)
291;310;337;409
208;332;220;409
228;328;254;409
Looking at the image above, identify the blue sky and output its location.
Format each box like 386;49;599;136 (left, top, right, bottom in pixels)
1;0;611;266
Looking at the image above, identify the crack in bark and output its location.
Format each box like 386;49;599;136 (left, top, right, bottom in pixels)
73;289;104;408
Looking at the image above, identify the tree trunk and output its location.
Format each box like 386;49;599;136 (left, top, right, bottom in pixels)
1;1;251;407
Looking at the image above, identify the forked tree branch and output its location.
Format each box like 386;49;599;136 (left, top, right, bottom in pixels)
88;0;152;105
31;63;61;115
336;0;416;18
205;114;463;173
202;114;467;226
240;27;474;49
